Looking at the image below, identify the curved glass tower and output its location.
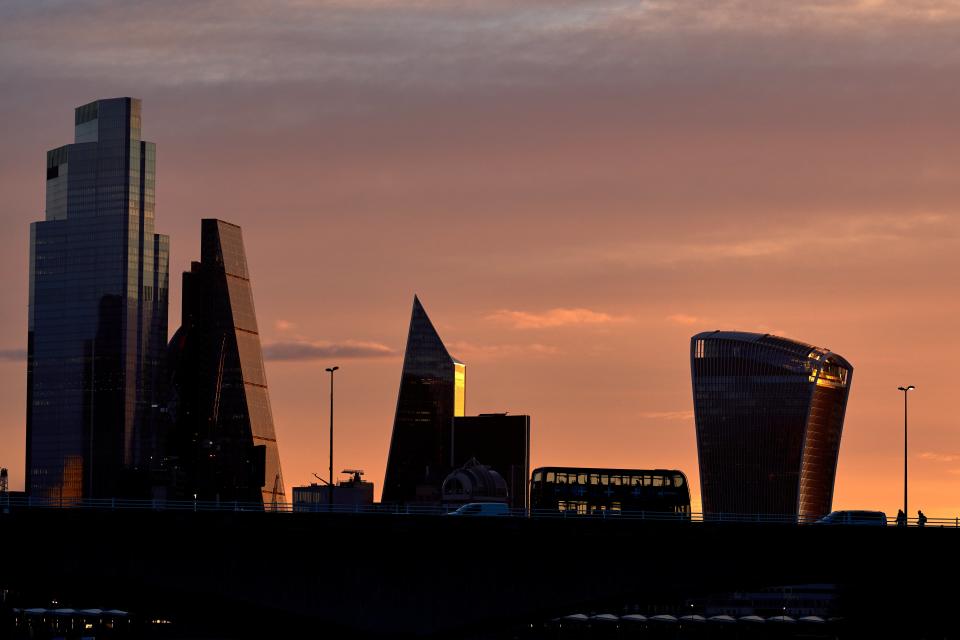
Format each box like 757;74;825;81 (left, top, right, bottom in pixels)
690;331;852;519
382;296;465;504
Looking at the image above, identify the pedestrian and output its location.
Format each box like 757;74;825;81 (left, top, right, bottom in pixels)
917;510;927;527
896;509;906;527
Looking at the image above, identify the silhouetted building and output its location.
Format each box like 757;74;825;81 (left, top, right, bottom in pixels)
292;471;374;511
382;296;465;504
27;98;169;500
166;219;285;506
441;458;508;505
690;331;853;519
530;467;690;515
451;413;530;509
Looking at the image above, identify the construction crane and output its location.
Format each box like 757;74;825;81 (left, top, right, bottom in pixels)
210;334;227;432
270;471;283;511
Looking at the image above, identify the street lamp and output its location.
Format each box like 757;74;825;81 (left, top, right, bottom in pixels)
326;366;339;511
898;385;915;523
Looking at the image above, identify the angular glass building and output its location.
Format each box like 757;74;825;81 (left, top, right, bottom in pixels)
382;296;465;504
690;331;853;520
166;219;285;506
27;98;169;501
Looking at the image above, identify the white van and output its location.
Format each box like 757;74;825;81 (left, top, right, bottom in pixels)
447;502;510;517
815;510;887;526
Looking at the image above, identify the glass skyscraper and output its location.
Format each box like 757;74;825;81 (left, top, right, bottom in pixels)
27;98;169;501
690;331;853;520
166;219;285;506
382;296;465;504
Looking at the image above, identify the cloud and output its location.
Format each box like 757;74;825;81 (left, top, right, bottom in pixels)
262;340;396;361
639;410;695;421
667;314;703;326
0;348;26;361
274;319;296;331
488;307;630;329
6;0;960;101
919;452;960;463
446;341;560;361
556;212;955;272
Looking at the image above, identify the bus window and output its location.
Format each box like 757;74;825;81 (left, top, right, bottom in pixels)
600;475;609;485
533;471;542;482
578;473;587;484
589;474;599;485
652;476;664;487
673;475;684;487
546;472;555;482
611;476;622;486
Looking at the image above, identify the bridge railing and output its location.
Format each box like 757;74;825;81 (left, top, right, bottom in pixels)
0;494;956;527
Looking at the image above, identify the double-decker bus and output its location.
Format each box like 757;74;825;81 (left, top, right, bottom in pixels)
529;467;690;516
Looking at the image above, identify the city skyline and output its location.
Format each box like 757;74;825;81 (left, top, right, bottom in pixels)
2;2;960;516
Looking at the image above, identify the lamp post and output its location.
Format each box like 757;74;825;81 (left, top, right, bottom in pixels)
898;385;915;523
326;366;339;511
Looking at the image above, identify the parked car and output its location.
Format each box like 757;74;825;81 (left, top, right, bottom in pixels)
446;502;510;516
815;510;887;526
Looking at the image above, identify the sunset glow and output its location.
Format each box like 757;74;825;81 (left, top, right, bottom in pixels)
1;1;959;518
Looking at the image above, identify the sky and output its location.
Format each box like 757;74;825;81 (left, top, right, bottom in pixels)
1;0;959;514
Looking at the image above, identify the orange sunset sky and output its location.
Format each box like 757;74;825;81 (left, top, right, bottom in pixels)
1;1;959;514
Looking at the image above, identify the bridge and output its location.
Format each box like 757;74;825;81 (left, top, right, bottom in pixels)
1;502;956;637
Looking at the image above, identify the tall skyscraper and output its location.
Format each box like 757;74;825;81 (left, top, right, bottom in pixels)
690;331;853;519
27;98;169;500
382;296;465;504
166;219;285;506
451;414;530;510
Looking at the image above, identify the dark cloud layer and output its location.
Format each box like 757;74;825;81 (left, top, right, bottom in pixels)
262;340;396;361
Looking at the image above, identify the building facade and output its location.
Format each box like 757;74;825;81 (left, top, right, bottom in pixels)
27;98;169;500
292;471;374;511
690;331;853;519
166;219;285;506
451;413;530;509
382;296;465;504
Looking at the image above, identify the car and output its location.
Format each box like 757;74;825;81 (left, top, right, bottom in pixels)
446;502;511;516
815;510;887;526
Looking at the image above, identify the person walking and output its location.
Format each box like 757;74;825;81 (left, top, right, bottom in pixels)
895;509;906;527
917;510;927;527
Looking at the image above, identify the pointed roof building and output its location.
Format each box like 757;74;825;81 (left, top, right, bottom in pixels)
166;219;285;507
382;296;465;504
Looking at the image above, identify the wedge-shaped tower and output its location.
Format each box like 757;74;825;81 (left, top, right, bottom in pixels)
166;219;285;506
382;296;465;504
691;331;852;520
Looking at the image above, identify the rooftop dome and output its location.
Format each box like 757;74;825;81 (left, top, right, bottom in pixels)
442;458;508;504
